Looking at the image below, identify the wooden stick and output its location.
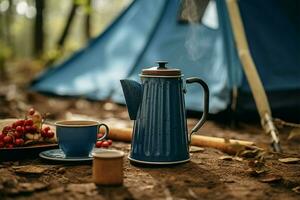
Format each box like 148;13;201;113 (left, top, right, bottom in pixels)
100;127;256;155
226;0;281;152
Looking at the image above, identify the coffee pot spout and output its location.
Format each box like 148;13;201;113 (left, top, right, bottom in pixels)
120;79;143;120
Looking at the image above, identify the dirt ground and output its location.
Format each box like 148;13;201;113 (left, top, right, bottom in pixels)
0;63;300;199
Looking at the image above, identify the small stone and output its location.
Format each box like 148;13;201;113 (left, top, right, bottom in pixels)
278;158;300;164
3;178;18;188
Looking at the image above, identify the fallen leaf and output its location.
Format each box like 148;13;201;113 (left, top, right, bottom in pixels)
288;128;300;141
13;165;48;174
248;160;265;168
278;157;300;164
233;157;243;162
292;186;300;194
18;182;48;193
190;146;205;153
48;187;65;195
219;155;233;161
247;168;267;177
255;169;267;174
239;148;261;158
188;188;198;199
66;183;97;194
3;182;48;195
220;178;235;183
259;174;282;183
57;167;66;174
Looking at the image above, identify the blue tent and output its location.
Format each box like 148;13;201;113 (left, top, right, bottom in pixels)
31;0;300;118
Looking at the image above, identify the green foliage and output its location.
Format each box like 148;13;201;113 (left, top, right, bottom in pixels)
74;0;89;6
0;40;12;61
0;0;132;64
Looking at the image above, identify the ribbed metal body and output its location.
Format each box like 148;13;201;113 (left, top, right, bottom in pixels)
129;77;189;163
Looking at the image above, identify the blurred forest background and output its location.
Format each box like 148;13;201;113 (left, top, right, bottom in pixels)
0;0;131;80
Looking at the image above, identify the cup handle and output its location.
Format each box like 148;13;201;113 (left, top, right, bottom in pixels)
97;123;109;141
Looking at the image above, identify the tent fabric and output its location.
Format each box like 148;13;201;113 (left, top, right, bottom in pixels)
236;0;300;116
111;0;234;114
31;0;300;117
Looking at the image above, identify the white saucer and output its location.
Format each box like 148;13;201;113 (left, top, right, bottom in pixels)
39;149;93;162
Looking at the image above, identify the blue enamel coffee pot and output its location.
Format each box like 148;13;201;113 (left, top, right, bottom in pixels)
120;61;209;165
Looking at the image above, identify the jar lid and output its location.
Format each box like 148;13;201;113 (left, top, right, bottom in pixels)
141;61;181;76
92;150;124;159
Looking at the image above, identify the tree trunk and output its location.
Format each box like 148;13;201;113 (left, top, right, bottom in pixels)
57;3;78;48
85;0;92;40
34;0;45;56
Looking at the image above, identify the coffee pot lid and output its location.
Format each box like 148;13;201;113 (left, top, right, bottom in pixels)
141;61;181;76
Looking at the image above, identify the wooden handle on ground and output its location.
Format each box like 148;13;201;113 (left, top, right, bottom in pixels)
100;127;255;155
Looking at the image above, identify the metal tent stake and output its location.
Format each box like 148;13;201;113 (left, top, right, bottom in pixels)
262;113;282;153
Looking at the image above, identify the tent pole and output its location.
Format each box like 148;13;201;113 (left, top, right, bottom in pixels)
225;0;282;152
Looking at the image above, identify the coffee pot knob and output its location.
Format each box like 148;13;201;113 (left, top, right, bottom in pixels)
157;61;168;69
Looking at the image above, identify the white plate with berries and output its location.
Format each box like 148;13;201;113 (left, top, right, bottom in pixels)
0;108;58;160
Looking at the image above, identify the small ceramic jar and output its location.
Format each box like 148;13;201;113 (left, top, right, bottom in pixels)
92;150;124;185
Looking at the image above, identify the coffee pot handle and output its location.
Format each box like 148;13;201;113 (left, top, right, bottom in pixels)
185;77;209;143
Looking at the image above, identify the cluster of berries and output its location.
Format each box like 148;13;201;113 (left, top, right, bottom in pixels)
95;133;113;148
0;108;54;148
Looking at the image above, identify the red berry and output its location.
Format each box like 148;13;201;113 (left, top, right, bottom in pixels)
95;141;103;148
15;138;24;146
31;125;38;133
24;119;33;126
6;144;14;148
28;108;35;115
0;141;4;148
17;132;23;138
12;122;18;128
107;139;113;146
43;126;50;133
25;126;32;133
41;130;47;138
97;133;104;139
12;131;20;139
101;141;109;148
16;126;24;133
15;119;25;127
0;132;5;141
2;126;12;134
3;135;13;143
47;131;54;138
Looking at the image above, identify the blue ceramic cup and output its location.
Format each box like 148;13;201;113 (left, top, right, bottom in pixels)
55;120;109;157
